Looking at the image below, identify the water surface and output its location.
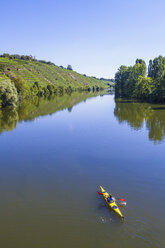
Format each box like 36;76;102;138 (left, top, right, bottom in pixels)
0;94;165;248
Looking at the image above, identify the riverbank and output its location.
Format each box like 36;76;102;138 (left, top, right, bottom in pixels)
0;55;114;108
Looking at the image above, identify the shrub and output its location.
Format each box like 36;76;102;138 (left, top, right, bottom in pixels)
58;86;64;95
12;76;30;99
0;79;18;107
30;83;39;95
47;84;54;94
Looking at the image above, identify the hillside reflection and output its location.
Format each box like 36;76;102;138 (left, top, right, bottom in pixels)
114;99;165;143
0;91;102;134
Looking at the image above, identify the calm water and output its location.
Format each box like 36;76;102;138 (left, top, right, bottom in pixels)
0;93;165;248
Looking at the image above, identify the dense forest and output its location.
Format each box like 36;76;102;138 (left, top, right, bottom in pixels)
115;56;165;103
0;53;113;108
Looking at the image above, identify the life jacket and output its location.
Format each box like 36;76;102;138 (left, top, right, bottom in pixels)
107;197;114;203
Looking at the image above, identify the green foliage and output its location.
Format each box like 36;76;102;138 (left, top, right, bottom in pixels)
11;76;30;99
33;82;45;96
136;59;146;65
115;56;165;103
20;55;33;60
30;83;39;96
115;65;132;97
132;76;154;100
47;84;54;94
0;54;108;107
0;100;2;119
58;86;64;96
124;61;147;98
148;56;165;80
2;53;10;58
0;55;107;89
0;78;18;107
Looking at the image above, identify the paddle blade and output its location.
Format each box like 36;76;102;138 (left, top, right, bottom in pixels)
97;192;103;195
118;198;125;202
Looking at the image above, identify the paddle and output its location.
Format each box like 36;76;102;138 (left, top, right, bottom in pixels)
97;192;125;202
118;198;125;202
97;191;104;195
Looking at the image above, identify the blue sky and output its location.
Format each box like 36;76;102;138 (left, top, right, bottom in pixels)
1;0;165;78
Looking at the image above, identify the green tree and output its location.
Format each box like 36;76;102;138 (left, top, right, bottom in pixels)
148;56;165;80
133;76;154;100
47;84;54;94
30;83;39;95
147;56;165;102
115;65;129;97
115;60;146;98
67;65;73;70
0;79;18;107
2;53;10;58
12;76;30;99
148;59;153;77
151;74;165;102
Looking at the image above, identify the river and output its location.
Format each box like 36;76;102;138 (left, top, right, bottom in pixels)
0;93;165;248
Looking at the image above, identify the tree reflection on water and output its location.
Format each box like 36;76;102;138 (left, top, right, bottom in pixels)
0;91;101;135
114;99;165;143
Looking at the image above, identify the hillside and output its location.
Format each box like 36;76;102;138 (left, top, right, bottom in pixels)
0;56;110;89
0;55;114;108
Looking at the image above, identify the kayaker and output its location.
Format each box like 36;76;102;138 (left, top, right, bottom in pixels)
107;194;115;203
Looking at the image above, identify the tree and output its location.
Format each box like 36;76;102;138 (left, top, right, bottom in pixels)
115;59;147;99
12;76;30;99
133;76;154;100
115;65;129;97
125;62;146;98
151;74;165;102
148;59;153;77
136;59;146;65
0;78;18;107
47;84;55;94
30;83;39;95
2;53;10;58
148;56;165;80
67;65;73;70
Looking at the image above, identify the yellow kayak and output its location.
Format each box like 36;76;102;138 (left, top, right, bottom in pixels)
100;186;124;219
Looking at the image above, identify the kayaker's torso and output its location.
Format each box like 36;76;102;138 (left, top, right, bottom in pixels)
107;196;115;203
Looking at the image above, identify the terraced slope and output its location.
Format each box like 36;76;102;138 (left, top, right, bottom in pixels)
0;57;109;89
